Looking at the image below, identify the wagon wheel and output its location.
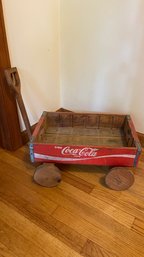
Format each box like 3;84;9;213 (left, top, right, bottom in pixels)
34;163;62;187
105;167;135;191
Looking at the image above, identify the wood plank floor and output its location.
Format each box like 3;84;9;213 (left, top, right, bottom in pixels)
0;146;144;257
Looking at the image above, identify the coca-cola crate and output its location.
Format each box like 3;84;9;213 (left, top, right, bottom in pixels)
29;111;141;167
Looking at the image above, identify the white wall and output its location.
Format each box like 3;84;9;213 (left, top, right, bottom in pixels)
2;0;60;129
2;0;144;133
60;0;144;132
129;1;144;133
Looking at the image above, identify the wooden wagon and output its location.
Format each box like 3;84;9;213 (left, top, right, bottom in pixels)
30;111;142;190
4;67;142;190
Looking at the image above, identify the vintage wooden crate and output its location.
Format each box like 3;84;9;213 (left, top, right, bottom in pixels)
30;111;141;167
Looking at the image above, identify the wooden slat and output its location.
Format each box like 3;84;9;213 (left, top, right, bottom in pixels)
0;242;18;257
52;206;140;257
0;219;33;257
0;163;57;215
0;201;82;257
0;162;86;254
34;112;140;149
81;239;118;257
58;178;134;228
44;112;126;129
59;163;144;222
132;218;144;236
40;129;125;146
61;170;95;193
123;117;136;147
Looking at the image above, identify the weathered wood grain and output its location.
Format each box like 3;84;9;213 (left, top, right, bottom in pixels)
52;206;140;257
132;218;144;236
0;201;82;257
81;239;119;257
0;242;18;257
36;112;127;147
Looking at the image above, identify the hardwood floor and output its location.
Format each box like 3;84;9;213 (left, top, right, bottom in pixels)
0;146;144;257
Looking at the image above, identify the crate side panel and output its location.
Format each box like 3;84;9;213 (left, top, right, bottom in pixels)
31;112;47;142
33;143;137;166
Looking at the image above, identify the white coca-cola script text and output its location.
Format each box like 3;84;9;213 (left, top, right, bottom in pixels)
61;146;98;157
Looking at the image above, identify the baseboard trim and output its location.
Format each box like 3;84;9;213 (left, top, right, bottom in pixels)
21;123;37;145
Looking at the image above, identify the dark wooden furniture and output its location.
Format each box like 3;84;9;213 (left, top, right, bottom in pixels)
0;0;22;150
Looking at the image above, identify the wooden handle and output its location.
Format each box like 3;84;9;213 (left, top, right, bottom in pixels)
5;67;32;140
16;94;32;140
4;67;21;95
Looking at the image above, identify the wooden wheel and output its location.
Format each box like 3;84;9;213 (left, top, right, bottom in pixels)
105;167;135;191
33;163;62;187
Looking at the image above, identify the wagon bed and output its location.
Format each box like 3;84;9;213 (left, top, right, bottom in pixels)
30;112;141;167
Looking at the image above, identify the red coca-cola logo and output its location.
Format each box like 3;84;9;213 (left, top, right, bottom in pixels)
61;146;98;158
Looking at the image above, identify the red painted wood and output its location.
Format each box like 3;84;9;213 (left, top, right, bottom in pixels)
32;144;137;166
32;112;47;140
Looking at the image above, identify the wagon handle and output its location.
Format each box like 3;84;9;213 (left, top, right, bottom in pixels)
4;67;32;141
